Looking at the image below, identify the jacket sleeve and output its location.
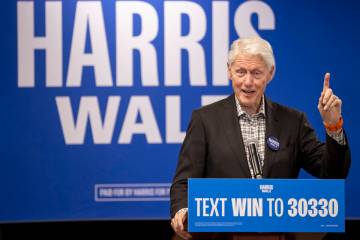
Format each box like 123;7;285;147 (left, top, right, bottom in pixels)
170;110;207;218
298;112;351;178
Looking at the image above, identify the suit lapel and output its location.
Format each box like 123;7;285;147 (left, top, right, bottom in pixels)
221;94;252;178
263;97;282;178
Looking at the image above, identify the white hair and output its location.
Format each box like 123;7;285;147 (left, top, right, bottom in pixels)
227;37;275;71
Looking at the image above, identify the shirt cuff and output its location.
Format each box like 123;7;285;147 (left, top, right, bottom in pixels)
326;129;346;145
176;208;188;216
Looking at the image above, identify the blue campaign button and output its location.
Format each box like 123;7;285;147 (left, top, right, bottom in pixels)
267;136;280;151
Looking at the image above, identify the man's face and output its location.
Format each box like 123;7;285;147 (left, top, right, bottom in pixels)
228;54;274;113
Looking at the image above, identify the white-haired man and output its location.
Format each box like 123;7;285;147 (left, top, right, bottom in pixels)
170;37;351;240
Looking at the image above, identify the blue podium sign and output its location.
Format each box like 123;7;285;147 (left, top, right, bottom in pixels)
188;179;344;232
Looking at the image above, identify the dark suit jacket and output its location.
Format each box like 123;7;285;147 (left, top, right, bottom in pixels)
170;94;351;217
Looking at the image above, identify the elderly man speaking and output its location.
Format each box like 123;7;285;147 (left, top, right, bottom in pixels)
170;37;351;240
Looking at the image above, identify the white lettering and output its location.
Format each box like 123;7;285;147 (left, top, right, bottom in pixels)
212;1;229;86
67;2;112;87
164;1;207;86
166;96;186;143
195;198;202;217
118;96;162;144
17;1;62;87
195;198;227;217
234;1;275;38
116;1;159;86
231;198;246;217
232;198;263;217
56;96;120;144
201;95;227;106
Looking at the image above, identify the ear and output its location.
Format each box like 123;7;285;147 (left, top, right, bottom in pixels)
268;66;275;82
227;64;232;80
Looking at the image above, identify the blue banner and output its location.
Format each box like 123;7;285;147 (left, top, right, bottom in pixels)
0;0;359;222
188;179;345;232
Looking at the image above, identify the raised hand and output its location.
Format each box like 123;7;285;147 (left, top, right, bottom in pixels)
318;72;342;126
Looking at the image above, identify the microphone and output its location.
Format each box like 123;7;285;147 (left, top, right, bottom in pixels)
245;139;263;179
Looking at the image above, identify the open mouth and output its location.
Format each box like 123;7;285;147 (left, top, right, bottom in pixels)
241;89;256;96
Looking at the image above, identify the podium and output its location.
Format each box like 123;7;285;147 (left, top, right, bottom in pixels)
187;179;344;235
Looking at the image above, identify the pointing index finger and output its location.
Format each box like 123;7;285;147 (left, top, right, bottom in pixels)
323;72;330;90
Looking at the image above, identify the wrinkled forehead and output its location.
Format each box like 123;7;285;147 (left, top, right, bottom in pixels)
230;53;268;69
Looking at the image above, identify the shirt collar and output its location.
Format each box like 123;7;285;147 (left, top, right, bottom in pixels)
235;95;266;118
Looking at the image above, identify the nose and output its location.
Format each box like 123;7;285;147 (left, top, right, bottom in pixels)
243;72;253;87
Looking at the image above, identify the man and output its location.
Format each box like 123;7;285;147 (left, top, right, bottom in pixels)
170;37;351;240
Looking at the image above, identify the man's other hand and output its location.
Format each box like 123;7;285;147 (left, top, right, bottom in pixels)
171;208;192;240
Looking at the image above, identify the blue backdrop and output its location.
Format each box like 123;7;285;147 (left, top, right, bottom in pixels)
0;0;359;222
